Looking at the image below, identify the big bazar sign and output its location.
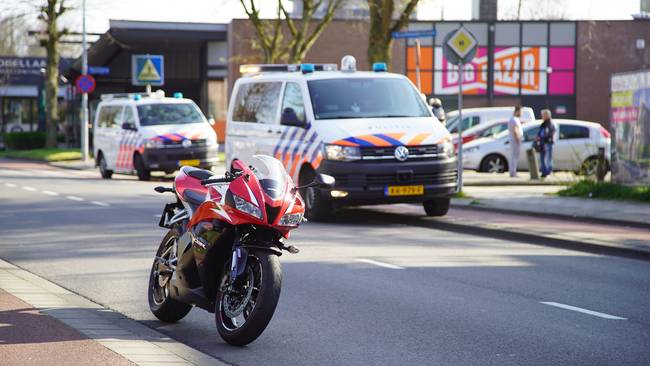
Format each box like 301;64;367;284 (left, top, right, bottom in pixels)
434;47;548;95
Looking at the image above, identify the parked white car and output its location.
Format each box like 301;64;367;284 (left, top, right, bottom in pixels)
462;119;611;174
446;106;535;135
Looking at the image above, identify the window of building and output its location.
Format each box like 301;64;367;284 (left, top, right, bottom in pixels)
2;98;37;133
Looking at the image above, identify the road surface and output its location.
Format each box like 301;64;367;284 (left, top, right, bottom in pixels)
0;161;648;365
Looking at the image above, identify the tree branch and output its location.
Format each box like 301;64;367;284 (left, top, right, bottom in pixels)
389;0;420;34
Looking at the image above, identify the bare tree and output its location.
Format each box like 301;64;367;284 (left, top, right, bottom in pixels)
367;0;419;68
240;0;343;64
39;0;69;148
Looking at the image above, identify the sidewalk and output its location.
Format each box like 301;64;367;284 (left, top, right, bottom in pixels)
0;259;224;366
461;170;600;186
456;185;650;227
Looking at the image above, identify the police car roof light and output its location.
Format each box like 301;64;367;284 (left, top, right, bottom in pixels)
341;55;357;72
372;62;387;72
301;64;315;74
173;92;183;98
133;94;142;101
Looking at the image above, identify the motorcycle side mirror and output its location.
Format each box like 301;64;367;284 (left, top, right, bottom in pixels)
294;174;336;192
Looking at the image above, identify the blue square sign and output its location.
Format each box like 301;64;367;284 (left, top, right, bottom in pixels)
132;54;164;86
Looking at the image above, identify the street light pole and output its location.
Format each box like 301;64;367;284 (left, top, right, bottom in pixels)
80;0;89;162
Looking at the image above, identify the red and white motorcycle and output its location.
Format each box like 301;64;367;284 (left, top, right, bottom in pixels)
148;155;333;346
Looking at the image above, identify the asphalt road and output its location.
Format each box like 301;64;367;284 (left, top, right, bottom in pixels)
0;161;649;366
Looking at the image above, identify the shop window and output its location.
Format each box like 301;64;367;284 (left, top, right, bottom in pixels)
550;23;575;46
495;23;520;46
522;23;547;45
2;98;36;133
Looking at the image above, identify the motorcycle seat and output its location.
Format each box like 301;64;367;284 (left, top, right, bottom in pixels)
181;166;214;181
183;189;206;209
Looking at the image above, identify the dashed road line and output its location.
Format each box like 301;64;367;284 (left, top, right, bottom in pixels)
22;186;37;191
42;190;59;196
541;301;627;320
4;183;16;188
66;195;84;201
90;201;110;207
355;258;405;270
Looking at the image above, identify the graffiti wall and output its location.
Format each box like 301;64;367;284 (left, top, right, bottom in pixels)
610;70;650;185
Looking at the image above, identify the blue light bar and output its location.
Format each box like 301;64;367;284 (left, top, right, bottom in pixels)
133;94;142;101
372;62;387;72
301;64;315;74
173;92;183;98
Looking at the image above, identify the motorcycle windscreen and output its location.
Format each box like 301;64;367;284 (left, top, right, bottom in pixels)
249;155;289;200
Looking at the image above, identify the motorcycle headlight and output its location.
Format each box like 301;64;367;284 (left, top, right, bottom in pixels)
463;146;480;154
279;212;303;226
325;144;361;161
439;139;455;157
145;139;165;149
233;194;262;220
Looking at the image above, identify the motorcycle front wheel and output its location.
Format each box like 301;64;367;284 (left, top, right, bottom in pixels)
215;252;282;346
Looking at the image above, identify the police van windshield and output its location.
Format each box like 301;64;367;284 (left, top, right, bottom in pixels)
307;78;430;120
137;103;204;126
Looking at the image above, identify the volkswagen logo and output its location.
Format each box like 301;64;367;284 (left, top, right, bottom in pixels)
182;139;192;148
394;145;409;162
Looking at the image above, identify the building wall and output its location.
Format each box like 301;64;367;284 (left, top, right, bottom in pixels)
575;21;650;128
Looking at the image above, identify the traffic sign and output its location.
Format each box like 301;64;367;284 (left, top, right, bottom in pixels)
88;66;110;75
442;27;478;65
75;74;95;94
132;54;164;86
391;30;436;39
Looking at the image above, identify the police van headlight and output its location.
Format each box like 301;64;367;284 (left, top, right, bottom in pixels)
439;139;455;158
325;144;361;161
145;139;165;149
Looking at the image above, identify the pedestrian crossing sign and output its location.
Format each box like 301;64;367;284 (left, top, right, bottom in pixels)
132;55;164;86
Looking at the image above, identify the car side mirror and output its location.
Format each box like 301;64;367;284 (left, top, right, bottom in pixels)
281;107;305;127
122;122;137;131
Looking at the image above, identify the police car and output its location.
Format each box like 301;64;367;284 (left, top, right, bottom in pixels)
93;91;218;180
226;56;457;221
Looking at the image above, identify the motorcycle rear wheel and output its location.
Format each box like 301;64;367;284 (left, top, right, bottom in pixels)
215;252;282;346
148;229;192;323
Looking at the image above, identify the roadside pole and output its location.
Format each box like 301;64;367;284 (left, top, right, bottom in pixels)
442;27;478;194
415;40;422;91
80;0;89;162
457;62;464;191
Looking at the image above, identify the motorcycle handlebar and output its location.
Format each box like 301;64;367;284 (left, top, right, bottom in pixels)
201;176;233;185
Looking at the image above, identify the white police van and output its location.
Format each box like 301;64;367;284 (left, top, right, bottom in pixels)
226;56;457;221
93;90;218;180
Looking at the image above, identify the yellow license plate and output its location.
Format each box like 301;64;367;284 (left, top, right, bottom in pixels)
179;159;201;167
385;185;424;196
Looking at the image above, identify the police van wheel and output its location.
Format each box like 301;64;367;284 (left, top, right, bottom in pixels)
300;169;333;222
423;198;450;217
134;154;151;181
98;153;113;179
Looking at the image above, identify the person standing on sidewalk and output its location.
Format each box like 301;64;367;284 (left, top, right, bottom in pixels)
507;106;523;177
537;109;557;178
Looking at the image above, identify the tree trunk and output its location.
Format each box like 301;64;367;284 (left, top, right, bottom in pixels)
45;40;59;148
368;33;392;67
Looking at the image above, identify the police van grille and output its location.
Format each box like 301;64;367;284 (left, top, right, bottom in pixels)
360;145;440;161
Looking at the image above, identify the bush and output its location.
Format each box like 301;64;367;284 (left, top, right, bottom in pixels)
3;131;46;150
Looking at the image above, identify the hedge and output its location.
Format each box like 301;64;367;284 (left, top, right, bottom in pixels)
3;131;47;150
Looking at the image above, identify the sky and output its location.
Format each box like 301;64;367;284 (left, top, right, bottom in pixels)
1;0;643;36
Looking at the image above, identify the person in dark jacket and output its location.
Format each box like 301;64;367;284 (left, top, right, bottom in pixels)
536;109;557;178
428;98;446;125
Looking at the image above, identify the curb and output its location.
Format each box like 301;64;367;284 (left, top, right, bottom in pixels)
463;180;568;186
0;258;228;366
450;201;650;230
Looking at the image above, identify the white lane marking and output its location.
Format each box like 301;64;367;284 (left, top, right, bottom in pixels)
5;183;16;188
154;214;162;218
90;201;110;207
42;190;59;196
22;186;37;191
66;195;84;201
541;302;627;320
355;258;404;270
